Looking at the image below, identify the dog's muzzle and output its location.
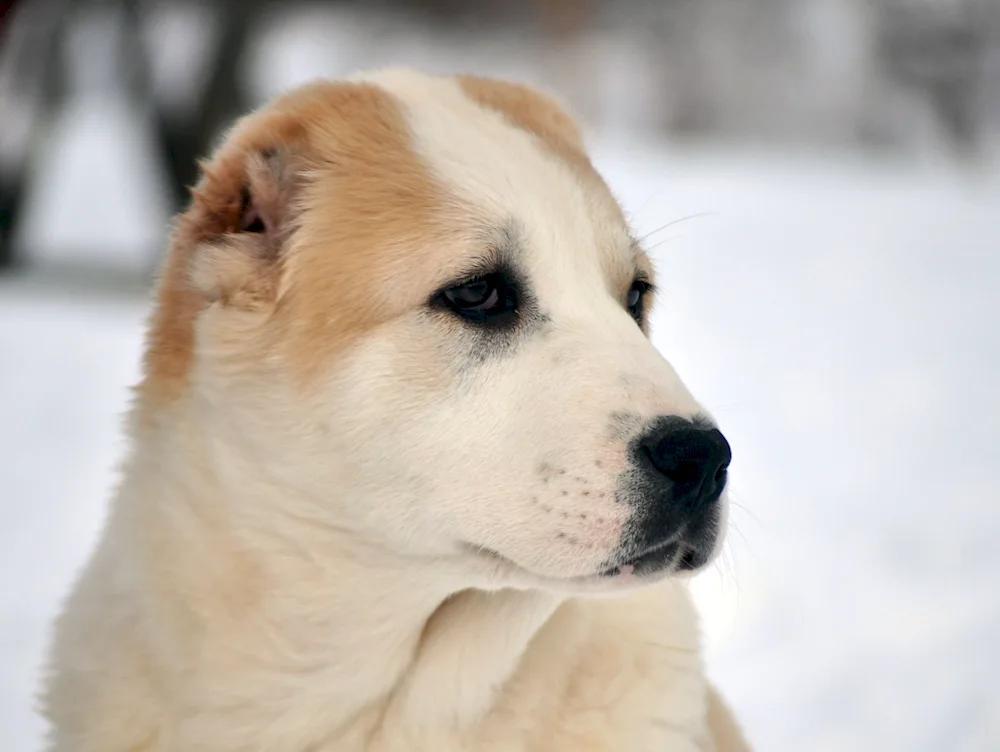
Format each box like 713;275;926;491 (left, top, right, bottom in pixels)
606;416;731;577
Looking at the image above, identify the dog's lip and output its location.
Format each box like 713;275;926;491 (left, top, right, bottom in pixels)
461;543;672;593
599;541;688;578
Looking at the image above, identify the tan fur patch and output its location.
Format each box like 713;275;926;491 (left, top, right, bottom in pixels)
457;75;590;172
138;80;466;410
270;88;470;388
139;90;312;411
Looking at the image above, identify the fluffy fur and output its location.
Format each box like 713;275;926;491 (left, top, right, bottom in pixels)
41;69;751;752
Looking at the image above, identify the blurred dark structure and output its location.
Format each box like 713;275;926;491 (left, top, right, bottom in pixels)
1;0;998;275
874;0;999;155
0;0;261;270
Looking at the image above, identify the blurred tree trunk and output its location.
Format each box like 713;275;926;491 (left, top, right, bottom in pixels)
0;0;72;268
875;0;993;155
0;0;257;272
123;0;254;216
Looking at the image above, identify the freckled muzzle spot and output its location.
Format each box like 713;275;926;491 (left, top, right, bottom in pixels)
536;461;553;476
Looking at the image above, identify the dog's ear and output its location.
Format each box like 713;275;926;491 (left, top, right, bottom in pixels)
181;147;300;309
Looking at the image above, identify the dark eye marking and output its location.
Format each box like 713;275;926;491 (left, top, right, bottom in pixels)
433;270;519;328
626;278;653;324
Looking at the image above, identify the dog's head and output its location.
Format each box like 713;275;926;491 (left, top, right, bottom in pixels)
142;70;729;594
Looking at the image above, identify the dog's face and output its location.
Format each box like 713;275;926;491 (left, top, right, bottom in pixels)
146;71;729;594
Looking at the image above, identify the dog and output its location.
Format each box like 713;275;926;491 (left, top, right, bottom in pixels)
41;69;751;752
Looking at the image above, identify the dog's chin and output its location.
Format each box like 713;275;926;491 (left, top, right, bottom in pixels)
460;543;700;596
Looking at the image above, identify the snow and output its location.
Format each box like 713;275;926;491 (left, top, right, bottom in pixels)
2;11;999;746
1;287;146;751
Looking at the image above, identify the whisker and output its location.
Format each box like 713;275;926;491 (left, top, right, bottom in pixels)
727;491;762;526
727;538;743;630
633;188;666;218
645;235;683;253
636;212;715;245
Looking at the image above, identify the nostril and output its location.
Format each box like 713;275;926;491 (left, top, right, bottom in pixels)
714;466;727;484
643;445;702;487
672;460;702;485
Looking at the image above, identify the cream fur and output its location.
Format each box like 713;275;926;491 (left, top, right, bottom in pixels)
41;70;751;752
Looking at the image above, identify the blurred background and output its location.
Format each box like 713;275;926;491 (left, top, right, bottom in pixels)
2;0;999;750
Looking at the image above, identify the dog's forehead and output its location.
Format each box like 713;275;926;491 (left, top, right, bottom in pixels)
362;70;638;292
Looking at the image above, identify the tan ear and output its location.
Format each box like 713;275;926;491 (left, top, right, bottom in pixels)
184;147;300;309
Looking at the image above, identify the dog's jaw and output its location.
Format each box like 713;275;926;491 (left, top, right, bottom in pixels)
461;542;688;595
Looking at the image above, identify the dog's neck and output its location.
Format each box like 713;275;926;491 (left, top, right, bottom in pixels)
122;402;564;746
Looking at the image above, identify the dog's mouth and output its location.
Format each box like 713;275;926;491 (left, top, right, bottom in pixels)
599;501;723;579
462;541;691;594
598;538;707;578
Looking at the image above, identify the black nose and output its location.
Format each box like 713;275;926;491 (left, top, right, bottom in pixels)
640;417;731;509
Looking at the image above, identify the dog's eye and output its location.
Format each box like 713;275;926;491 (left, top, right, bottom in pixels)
438;272;518;326
627;279;651;323
448;279;498;309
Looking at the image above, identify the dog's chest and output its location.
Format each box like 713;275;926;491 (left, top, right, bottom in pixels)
502;614;708;751
369;589;710;752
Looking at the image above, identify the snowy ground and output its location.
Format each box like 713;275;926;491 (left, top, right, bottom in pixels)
3;80;1000;752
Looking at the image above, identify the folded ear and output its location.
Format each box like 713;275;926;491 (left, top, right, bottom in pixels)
183;147;301;309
